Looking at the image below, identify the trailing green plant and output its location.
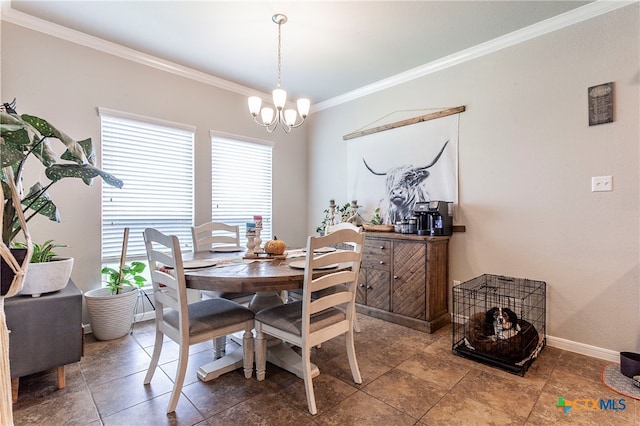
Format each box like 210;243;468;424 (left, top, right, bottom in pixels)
101;261;147;295
370;208;383;225
316;208;331;234
0;99;123;246
13;239;68;263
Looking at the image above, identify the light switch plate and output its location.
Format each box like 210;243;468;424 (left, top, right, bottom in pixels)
591;176;613;192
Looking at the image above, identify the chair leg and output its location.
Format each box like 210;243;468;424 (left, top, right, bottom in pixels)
167;342;189;414
255;329;267;381
353;312;361;333
302;345;318;415
242;325;254;379
345;329;362;384
144;327;164;385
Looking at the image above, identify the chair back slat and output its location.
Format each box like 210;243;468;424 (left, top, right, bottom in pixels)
309;270;356;294
309;291;352;314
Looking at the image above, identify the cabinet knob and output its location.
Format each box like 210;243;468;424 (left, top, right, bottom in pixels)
366;285;372;290
379;246;385;250
359;284;365;288
379;260;384;265
393;275;398;280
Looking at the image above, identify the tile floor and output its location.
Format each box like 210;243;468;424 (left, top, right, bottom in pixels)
11;314;637;425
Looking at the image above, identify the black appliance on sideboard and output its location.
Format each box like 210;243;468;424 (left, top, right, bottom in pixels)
414;201;453;236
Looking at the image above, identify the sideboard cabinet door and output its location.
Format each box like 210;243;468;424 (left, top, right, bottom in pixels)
392;241;426;320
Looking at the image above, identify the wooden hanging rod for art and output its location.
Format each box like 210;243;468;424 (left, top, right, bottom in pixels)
343;105;466;141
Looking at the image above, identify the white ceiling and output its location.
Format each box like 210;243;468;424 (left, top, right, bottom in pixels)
6;1;600;107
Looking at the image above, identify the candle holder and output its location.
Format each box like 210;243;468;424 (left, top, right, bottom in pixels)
254;227;263;253
245;222;257;258
329;204;336;226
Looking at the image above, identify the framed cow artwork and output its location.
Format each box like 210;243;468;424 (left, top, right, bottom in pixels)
346;111;460;225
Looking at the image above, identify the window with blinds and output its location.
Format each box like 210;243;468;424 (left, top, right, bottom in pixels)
100;108;195;262
211;133;273;245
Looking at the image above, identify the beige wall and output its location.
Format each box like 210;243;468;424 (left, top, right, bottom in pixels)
1;22;309;309
307;4;639;356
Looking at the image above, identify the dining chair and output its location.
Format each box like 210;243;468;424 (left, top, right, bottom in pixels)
143;228;254;414
290;222;363;333
254;227;365;415
191;221;241;251
191;221;254;357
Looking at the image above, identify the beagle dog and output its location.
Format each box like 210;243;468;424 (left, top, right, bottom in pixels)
486;307;519;340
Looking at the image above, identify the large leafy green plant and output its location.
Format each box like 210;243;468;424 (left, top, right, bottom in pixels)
101;262;147;295
0;100;123;246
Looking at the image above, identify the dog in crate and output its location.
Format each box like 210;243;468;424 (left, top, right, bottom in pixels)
486;307;520;341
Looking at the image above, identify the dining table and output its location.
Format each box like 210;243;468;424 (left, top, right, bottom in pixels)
183;249;344;382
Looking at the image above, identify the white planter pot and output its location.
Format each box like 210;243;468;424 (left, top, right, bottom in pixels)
18;257;74;297
84;287;138;341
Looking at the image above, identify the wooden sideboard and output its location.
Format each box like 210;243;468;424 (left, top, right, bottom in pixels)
356;232;450;333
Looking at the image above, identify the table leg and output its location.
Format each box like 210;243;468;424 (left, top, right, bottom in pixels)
197;346;244;381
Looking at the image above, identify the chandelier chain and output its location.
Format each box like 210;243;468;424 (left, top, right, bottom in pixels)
277;19;282;89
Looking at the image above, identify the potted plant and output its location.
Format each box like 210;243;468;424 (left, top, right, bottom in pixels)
0;100;123;292
84;261;147;340
12;239;73;297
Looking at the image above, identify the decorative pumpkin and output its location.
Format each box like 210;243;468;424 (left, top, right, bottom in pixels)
264;237;286;255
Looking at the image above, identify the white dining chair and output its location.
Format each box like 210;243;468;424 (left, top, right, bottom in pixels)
191;221;254;357
191;221;241;252
143;228;254;414
254;227;365;415
290;222;363;333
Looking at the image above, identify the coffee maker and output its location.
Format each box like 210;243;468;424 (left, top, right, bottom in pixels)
414;201;453;236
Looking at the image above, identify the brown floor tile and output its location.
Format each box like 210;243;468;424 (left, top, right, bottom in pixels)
362;368;446;418
313;390;417;425
447;368;540;420
276;371;359;415
89;369;175;417
102;391;205;426
180;369;264;418
396;347;471;391
80;345;152;386
10;316;637;426
204;391;316;425
420;393;524;425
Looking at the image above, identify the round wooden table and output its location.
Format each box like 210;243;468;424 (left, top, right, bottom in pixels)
184;252;341;381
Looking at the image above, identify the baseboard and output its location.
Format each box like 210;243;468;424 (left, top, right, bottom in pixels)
546;335;619;362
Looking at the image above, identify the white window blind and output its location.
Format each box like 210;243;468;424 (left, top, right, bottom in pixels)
211;134;273;244
100;109;195;262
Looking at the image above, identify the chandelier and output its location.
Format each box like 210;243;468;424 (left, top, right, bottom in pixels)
248;14;310;133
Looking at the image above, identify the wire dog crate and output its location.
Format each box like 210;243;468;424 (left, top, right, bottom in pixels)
452;274;546;375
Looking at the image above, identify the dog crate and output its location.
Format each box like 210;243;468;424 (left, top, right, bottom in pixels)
452;274;546;375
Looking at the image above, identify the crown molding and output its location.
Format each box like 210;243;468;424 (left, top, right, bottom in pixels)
2;0;635;113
